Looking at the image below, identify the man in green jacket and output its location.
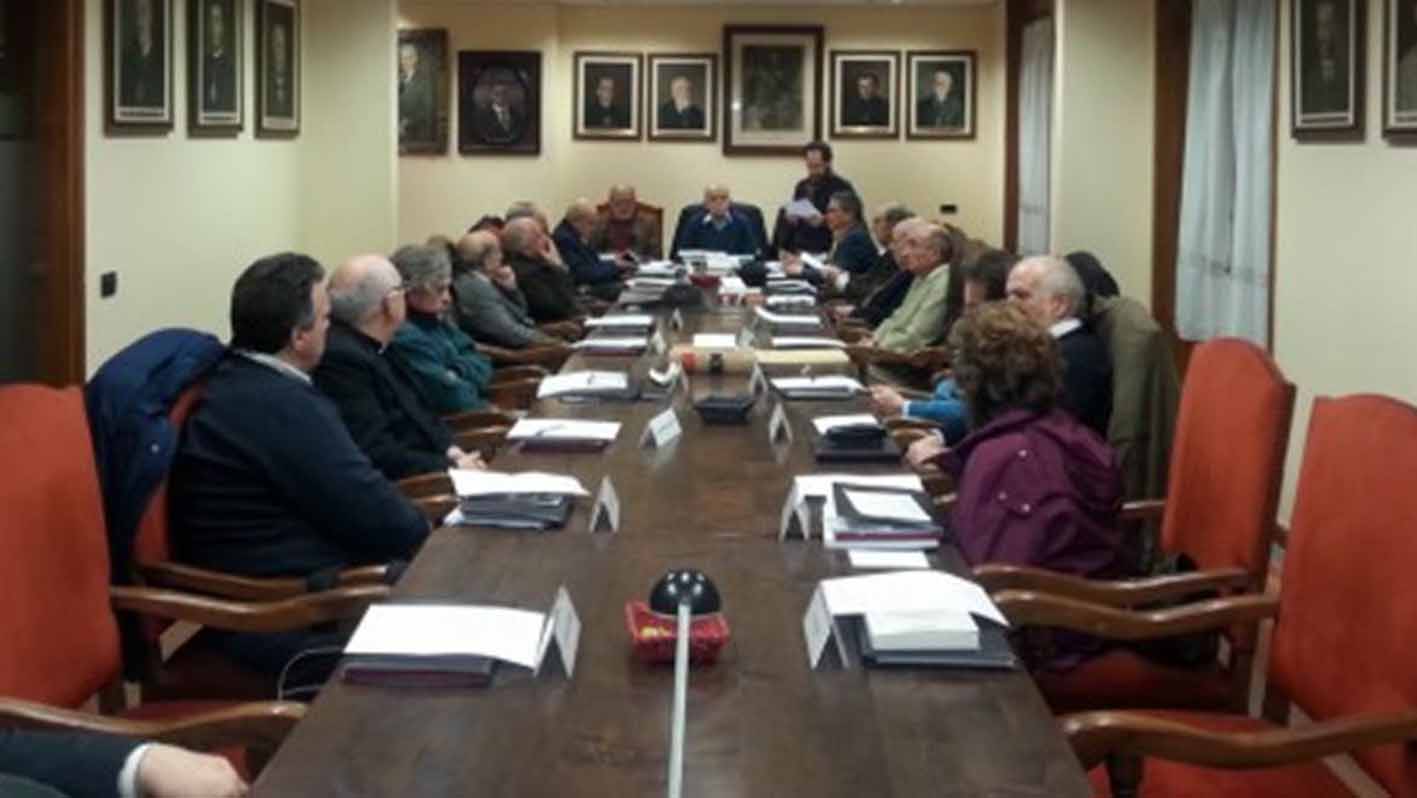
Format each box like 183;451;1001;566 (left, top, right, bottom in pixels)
388;243;494;414
860;221;954;353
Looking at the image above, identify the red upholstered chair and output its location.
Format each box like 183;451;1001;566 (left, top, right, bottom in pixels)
976;338;1295;714
0;384;332;775
129;385;390;701
1060;394;1417;797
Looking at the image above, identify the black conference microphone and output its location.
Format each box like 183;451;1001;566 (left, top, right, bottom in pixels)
648;570;722;798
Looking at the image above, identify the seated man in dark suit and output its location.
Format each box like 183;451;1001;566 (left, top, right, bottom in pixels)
676;184;758;256
1007;255;1113;436
784;190;877;296
314;254;485;481
0;728;246;798
553;198;628;301
453;231;567;349
171;253;430;675
503;217;585;323
831;212;919;327
589;185;662;261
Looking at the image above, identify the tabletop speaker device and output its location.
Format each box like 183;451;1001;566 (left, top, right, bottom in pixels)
648;570;722;798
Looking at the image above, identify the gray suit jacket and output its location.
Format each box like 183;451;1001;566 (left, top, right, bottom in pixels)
453;271;553;348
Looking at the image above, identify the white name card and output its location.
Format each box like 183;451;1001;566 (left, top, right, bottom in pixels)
749;363;768;397
736;326;755;349
650;328;668;356
768;401;793;445
803;585;849;669
778;484;810;540
587;476;621;533
640;407;683;448
670;309;685;331
535;585;582;679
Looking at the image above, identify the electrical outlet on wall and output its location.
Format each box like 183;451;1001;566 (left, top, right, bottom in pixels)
100;271;118;298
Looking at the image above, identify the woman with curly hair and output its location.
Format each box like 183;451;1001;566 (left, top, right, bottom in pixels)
924;301;1130;670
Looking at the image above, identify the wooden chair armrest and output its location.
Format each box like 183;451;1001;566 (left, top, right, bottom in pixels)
883;417;942;432
845;345;913;368
488;379;540;411
1063;708;1417;772
413;495;458;525
398;471;452;499
479;344;572;369
919;473;955;498
110;584;388;633
491;365;548;383
137;562;393;601
991;590;1279;641
0;697;305;758
973;564;1254;607
837;326;871;344
907;347;950;373
537;320;584;341
891;429;933;450
454;427;510;459
443;410;517;430
1121;498;1167;522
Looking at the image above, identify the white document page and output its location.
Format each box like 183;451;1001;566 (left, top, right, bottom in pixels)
795;473;923;500
799;252;828;272
847;550;931;570
506;419;621;442
765;294;817;308
585;314;654;328
572;336;647;350
536;371;629;398
843;490;932;524
754;307;821;326
719;276;750;295
692;333;739;349
448;469;590;497
634;262;679;277
345;605;549;668
784;198;822;221
770;376;865;393
771;336;846;349
811;414;881;436
819;571;1009;627
630;277;676;289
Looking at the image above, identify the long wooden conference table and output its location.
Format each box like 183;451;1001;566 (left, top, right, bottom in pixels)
253;301;1092;797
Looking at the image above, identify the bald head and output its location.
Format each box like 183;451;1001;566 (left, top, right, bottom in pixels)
564;198;598;239
608;185;638;221
328;254;405;342
457;230;506;277
502;217;543;257
1007;255;1085;327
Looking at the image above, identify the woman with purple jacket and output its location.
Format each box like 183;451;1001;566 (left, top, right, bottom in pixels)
923;301;1131;671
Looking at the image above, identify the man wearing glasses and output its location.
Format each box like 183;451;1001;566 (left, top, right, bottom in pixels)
313;254;485;481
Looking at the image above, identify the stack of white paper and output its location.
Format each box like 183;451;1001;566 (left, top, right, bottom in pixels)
584;314;654;328
771;336;846;349
847;550;931;570
864;608;980;651
345;604;549;668
765;278;815;292
795;473;923;500
572;336;647;351
784;198;822;222
719;276;750;295
506;419;622;442
766;294;817;309
811;414;882;436
818;570;1009;628
692;333;739;349
754;307;822;327
535;371;629;398
844;489;933;524
448;469;590;498
770;375;864;394
629;277;676;289
634;261;680;277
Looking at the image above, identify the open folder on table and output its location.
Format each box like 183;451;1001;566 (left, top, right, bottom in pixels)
506;419;622;452
445;470;587;530
535;371;638;401
342;604;552;687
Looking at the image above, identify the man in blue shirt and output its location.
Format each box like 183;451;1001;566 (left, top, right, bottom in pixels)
676;184;758;256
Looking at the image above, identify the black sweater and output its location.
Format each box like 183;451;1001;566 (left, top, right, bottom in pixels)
171;355;428;578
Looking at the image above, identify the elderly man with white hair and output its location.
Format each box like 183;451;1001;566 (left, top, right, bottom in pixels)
676;184;757;256
313;253;485;480
553;198;628;300
1006;255;1112;435
503;217;586;324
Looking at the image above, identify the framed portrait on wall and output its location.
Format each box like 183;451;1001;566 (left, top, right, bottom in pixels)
1385;0;1417;135
648;53;716;142
573;51;642;140
255;0;299;137
829;50;899;139
459;50;540;155
398;28;449;154
105;0;174;133
723;25;823;155
1;1;31;140
1291;0;1365;138
906;50;975;140
188;0;242;135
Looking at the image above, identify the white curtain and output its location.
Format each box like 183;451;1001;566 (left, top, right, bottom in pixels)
1176;0;1275;344
1017;17;1054;256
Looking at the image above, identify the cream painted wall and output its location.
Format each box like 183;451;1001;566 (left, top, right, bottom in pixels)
1273;2;1417;517
396;2;1005;249
84;0;397;372
1050;0;1154;301
84;0;301;370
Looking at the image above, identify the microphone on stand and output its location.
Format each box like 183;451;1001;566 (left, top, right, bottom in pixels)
648;569;722;798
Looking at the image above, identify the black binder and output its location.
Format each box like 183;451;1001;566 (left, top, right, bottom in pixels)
851;617;1018;670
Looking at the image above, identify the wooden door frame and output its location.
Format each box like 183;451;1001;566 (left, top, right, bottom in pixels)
1003;0;1053;253
34;0;86;384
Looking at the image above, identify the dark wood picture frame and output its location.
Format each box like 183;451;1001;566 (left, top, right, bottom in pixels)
255;0;298;138
458;50;541;156
398;28;449;155
1383;0;1417;137
1292;0;1365;139
0;0;34;140
187;0;242;136
647;52;717;143
906;49;977;140
572;51;642;141
105;0;175;135
723;24;824;156
829;49;900;139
